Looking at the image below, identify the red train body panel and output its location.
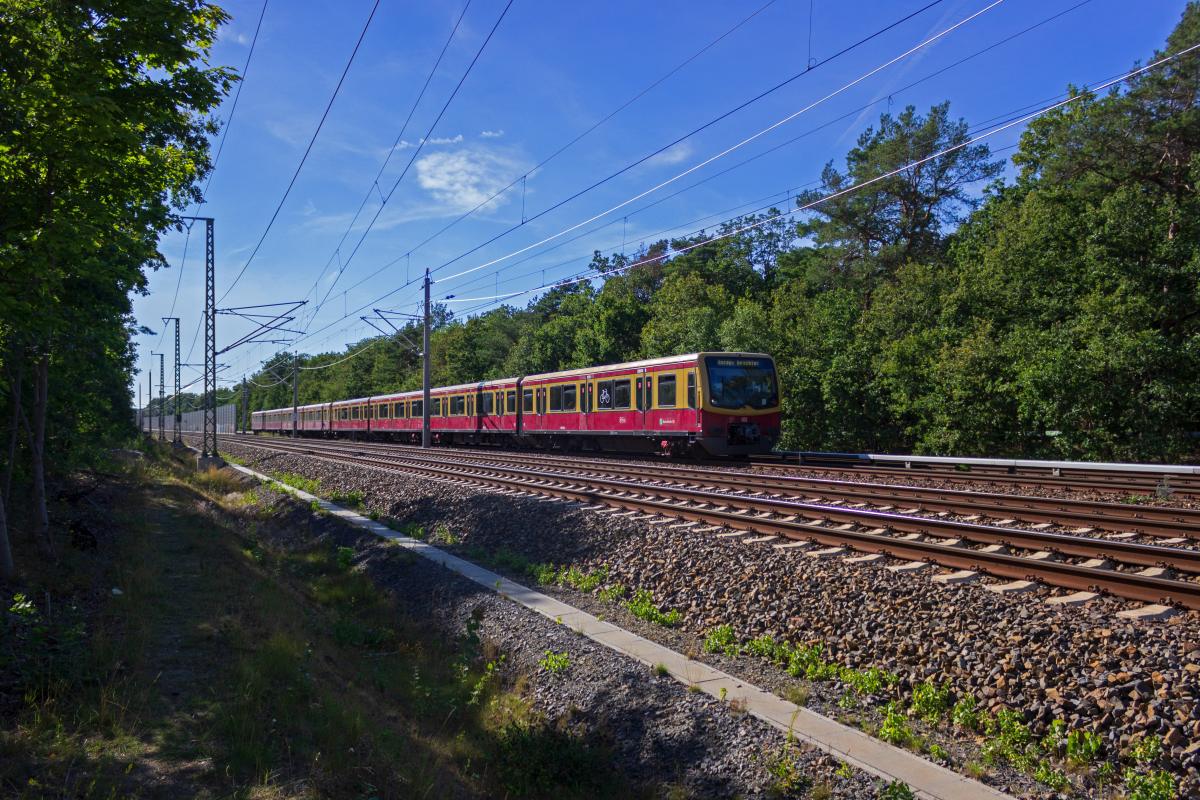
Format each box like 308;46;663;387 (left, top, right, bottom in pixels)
251;352;780;456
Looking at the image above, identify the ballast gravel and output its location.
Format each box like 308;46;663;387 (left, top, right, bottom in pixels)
220;438;1200;798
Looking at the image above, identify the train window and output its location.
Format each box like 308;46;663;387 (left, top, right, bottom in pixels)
522;388;533;412
507;390;517;414
482;393;493;414
636;378;644;411
448;396;461;416
467;396;474;416
432;398;441;416
657;375;677;407
687;371;696;409
596;380;613;410
351;406;360;420
411;399;423;418
562;384;576;411
393;402;403;418
379;403;389;419
613;379;631;409
339;408;348;420
549;385;562;412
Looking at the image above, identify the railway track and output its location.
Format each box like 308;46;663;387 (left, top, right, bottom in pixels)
211;434;1200;611
228;435;1200;541
752;456;1200;498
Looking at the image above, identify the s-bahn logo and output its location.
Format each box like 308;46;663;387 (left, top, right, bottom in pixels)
599;387;611;406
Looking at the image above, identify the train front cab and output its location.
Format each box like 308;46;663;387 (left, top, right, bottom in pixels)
694;353;781;456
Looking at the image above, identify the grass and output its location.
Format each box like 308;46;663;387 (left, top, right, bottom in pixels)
328;488;365;507
274;470;321;494
700;624;898;700
764;736;809;795
0;460;635;799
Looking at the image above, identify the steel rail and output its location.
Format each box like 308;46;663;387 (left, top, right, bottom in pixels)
232;434;1200;539
218;435;1200;609
752;460;1200;497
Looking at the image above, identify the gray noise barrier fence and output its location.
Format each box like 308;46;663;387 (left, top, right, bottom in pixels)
138;403;238;434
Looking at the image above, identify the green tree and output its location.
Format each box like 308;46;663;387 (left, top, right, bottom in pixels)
797;102;1003;291
0;0;233;574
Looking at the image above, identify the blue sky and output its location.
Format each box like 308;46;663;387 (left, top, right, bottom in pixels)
131;0;1188;399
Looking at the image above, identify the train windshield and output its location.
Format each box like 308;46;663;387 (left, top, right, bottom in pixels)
704;356;778;410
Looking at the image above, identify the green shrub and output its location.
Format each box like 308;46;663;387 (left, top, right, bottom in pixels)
529;563;559;585
745;634;780;660
1034;760;1069;791
1065;729;1103;766
597;583;626;603
1040;718;1067;753
909;681;950;723
329;489;364;507
1124;768;1175;800
841;665;896;696
538;651;570;675
879;703;913;747
276;472;320;494
877;780;914;800
335;546;355;571
703;624;739;657
624;589;681;627
1131;734;1162;765
951;695;980;731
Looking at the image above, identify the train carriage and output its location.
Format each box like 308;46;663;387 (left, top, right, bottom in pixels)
250;352;780;456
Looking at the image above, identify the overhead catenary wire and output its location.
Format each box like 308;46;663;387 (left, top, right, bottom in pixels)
435;0;1006;285
437;43;1200;310
176;0;269;361
219;0;383;305
298;337;384;370
284;0;969;354
441;0;1098;302
312;0;516;316
322;0;787;304
222;0;1106;380
299;0;475;320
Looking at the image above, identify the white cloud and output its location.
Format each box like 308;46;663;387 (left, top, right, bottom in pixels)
644;141;694;168
232;32;250;46
391;134;463;152
480;129;505;138
415;148;527;213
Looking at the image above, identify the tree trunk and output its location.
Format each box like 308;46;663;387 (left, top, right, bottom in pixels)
3;354;23;511
0;489;12;580
29;352;52;557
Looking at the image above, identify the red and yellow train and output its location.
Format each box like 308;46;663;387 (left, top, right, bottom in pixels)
251;352;780;456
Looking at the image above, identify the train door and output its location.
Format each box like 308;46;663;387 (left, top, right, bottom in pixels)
580;375;593;432
635;367;648;433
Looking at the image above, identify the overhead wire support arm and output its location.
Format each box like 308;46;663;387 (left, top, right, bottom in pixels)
363;307;423;352
215;300;307;354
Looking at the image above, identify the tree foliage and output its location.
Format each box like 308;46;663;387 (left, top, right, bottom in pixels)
0;0;233;575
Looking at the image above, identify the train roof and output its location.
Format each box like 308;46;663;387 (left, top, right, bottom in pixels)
523;352;773;382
